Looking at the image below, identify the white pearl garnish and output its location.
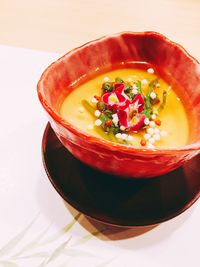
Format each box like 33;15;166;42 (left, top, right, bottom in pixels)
115;133;122;139
103;77;110;82
91;97;98;104
94;110;101;117
132;88;138;95
150;92;156;99
151;114;157;120
147;128;154;135
127;135;133;141
141;79;148;85
153;133;161;141
144;118;150;125
121;133;128;140
149;121;156;128
147;68;154;74
144;133;151;140
120;125;126;131
154;128;160;134
149;137;156;144
95;119;102;126
78;107;84;113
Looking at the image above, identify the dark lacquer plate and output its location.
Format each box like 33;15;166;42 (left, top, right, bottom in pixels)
42;123;200;227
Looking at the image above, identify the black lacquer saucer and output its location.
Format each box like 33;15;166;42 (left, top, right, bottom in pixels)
42;123;200;227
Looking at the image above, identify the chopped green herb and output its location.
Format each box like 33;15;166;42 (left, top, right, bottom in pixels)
110;125;120;135
115;77;123;83
102;82;113;92
124;83;131;93
97;101;106;111
158;90;167;112
83;75;168;147
104;109;113;119
99;113;108;127
147;78;158;95
82;100;116;142
126;92;134;100
142;78;158;118
135;80;142;94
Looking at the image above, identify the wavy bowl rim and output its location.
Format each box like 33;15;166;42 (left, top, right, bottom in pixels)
37;31;200;155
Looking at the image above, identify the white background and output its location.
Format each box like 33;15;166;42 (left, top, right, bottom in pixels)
0;45;199;267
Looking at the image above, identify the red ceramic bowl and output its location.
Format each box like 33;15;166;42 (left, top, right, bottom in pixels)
37;31;200;178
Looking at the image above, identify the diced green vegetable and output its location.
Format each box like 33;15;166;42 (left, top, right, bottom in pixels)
104;109;113;118
115;77;123;83
97;101;106;111
102;82;113;92
82;100;117;142
124;83;131;93
126;92;134;100
99;113;108;127
148;78;158;90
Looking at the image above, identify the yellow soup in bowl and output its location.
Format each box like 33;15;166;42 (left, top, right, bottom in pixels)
60;65;189;149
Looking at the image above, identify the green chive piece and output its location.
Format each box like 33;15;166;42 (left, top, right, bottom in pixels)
126;92;134;100
102;82;113;93
158;90;167;112
142;78;158;119
135;80;142;94
115;77;123;83
82;100;95;115
124;83;131;93
99;113;108;127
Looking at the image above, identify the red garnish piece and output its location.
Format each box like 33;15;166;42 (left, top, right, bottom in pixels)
155;119;161;126
114;83;124;94
102;83;130;110
117;94;146;132
140;138;146;146
105;120;112;127
131;94;145;113
94;95;100;100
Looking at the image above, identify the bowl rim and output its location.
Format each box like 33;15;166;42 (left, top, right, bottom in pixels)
37;31;200;154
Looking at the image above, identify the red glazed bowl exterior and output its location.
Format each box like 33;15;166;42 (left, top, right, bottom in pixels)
37;32;200;178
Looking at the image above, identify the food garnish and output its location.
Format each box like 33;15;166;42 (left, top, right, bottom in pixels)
82;72;168;148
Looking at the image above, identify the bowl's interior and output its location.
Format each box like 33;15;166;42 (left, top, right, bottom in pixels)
38;32;200;147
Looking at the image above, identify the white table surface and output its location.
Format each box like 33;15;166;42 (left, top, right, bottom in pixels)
0;45;199;267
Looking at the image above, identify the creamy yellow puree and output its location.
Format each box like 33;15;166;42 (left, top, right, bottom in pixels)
60;68;189;148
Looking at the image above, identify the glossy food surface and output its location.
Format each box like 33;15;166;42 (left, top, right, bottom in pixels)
60;67;189;149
